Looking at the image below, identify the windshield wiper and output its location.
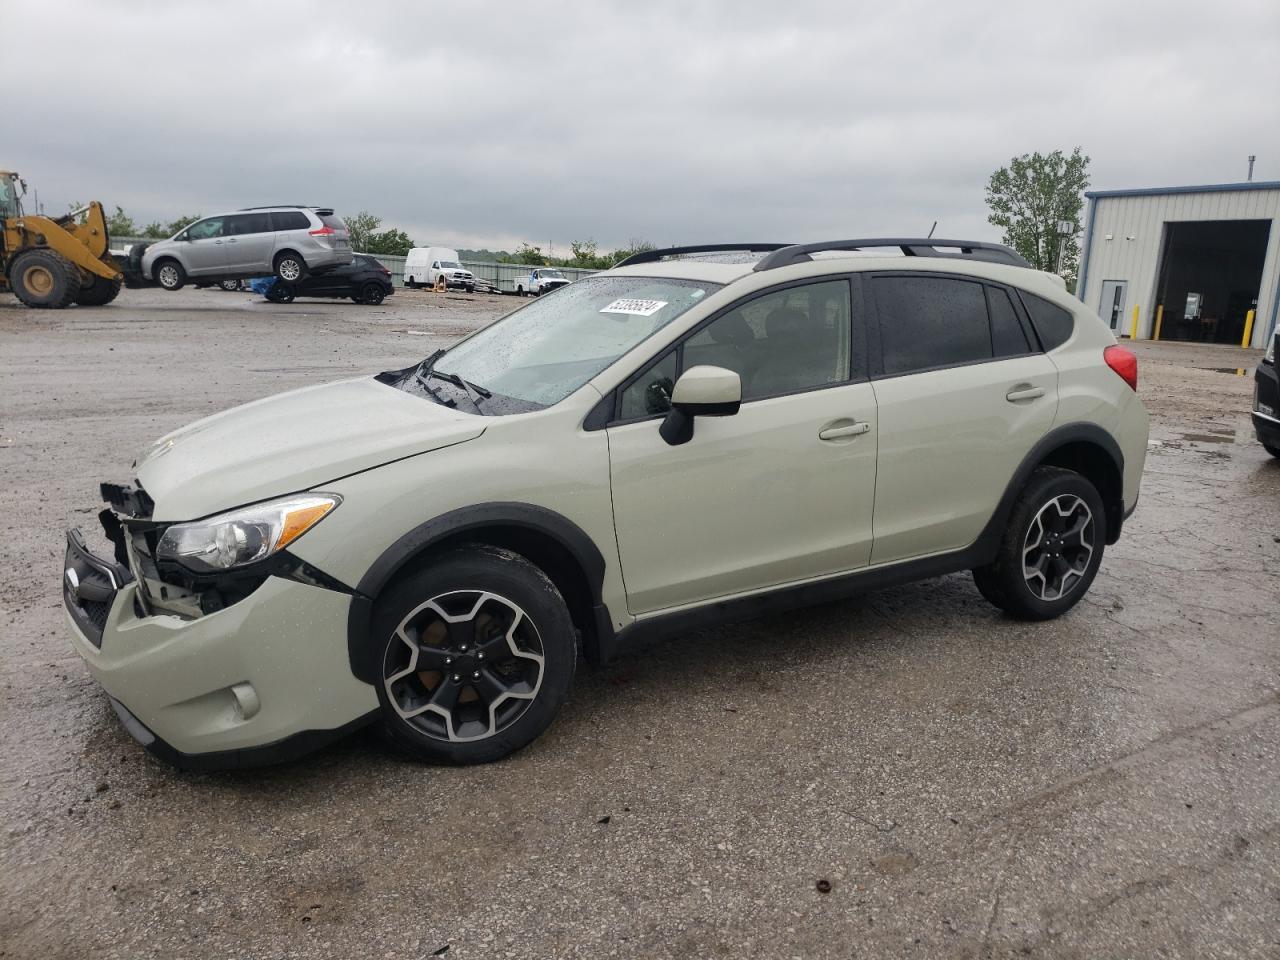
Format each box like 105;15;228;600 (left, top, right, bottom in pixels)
428;368;491;410
414;350;456;408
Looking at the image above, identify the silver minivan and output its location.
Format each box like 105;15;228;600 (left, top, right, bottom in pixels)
141;206;353;290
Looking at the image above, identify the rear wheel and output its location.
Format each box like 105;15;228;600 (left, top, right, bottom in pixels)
274;251;306;283
406;276;418;289
154;258;186;291
266;283;295;303
374;545;577;764
219;279;242;292
73;273;123;306
360;281;385;305
10;249;81;308
972;466;1105;620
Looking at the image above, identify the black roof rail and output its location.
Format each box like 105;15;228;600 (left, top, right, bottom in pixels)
237;204;324;211
753;238;1031;271
613;243;793;268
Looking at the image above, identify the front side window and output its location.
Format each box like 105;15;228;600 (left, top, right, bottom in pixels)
186;217;225;240
683;280;852;401
434;276;718;406
875;276;990;376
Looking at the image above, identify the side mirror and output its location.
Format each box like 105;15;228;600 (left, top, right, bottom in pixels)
659;365;742;446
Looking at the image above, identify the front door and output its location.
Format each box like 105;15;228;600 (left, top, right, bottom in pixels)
181;215;229;276
1099;280;1127;332
607;278;878;614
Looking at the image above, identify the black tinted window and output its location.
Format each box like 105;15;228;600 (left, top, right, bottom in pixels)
875;276;989;375
988;286;1031;356
1019;292;1075;350
225;213;270;236
271;210;310;231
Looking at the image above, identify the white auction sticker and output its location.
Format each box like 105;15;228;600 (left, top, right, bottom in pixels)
600;298;668;317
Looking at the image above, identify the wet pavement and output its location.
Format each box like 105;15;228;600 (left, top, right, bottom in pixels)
2;290;1278;958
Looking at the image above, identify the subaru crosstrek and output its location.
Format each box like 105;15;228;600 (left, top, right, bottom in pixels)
141;205;352;290
64;238;1149;769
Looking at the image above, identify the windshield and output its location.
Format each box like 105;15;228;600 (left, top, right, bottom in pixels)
0;178;19;219
435;276;719;406
441;260;463;269
542;269;565;278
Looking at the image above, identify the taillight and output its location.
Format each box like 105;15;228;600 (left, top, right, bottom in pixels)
381;268;390;275
1104;344;1138;391
309;226;337;237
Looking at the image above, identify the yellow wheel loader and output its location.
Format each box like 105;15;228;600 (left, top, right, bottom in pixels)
0;170;123;308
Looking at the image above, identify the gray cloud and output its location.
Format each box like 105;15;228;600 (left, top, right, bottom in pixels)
4;0;1276;252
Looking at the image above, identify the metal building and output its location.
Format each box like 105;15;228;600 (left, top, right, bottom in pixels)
1076;180;1280;348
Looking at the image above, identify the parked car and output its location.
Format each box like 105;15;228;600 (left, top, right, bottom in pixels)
141;206;352;290
64;238;1148;770
404;247;474;291
1254;328;1280;457
263;254;394;305
514;267;570;296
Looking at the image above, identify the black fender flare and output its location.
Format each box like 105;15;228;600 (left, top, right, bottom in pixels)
346;502;608;684
973;421;1126;558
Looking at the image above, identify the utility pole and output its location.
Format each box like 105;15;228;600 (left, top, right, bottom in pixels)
1247;155;1256;182
1054;219;1074;276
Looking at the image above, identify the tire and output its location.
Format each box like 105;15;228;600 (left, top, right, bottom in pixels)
406;276;418;289
9;249;82;308
273;251;307;283
266;283;295;304
516;285;524;296
1264;443;1280;459
74;273;123;306
360;282;385;305
219;279;241;292
971;466;1106;620
154;258;186;291
465;285;475;293
374;544;577;764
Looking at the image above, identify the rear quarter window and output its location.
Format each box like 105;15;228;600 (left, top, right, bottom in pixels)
1018;291;1075;350
271;211;311;231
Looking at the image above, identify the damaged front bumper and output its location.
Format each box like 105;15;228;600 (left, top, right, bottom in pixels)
64;484;379;770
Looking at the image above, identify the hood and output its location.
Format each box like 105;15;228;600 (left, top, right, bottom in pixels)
136;377;484;520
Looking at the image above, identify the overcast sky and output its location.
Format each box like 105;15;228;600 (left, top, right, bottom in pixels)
4;1;1277;253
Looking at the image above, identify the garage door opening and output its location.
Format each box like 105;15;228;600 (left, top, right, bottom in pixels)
1154;219;1271;343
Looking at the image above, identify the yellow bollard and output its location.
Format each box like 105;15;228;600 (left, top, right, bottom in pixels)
1153;304;1164;341
1130;304;1140;340
1242;309;1256;348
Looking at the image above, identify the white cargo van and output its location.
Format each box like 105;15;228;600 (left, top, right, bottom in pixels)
404;247;475;291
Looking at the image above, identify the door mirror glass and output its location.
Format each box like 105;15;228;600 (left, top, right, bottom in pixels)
660;365;741;446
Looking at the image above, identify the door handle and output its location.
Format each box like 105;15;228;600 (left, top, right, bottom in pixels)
1006;385;1045;402
226;238;237;243
214;239;223;244
818;420;871;441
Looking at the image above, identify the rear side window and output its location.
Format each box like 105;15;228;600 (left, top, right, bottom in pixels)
224;212;270;236
271;210;310;231
987;286;1031;356
1019;291;1075;350
875;276;990;375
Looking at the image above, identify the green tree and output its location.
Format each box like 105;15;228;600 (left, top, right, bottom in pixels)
986;148;1090;281
607;238;655;266
345;210;383;252
141;221;168;239
165;213;200;236
516;242;547;265
106;205;137;237
363;227;415;257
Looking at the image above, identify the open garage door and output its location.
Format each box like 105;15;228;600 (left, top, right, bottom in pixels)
1154;219;1271;343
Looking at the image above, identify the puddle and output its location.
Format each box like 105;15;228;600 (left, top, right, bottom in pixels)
1207;367;1251;376
1178;432;1234;444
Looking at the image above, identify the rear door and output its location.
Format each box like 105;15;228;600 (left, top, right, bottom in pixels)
222;212;274;274
867;273;1058;565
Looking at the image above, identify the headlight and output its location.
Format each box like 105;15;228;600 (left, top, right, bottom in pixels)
156;494;340;572
1266;333;1276;364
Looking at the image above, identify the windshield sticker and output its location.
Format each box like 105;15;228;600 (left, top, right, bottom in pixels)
600;298;668;317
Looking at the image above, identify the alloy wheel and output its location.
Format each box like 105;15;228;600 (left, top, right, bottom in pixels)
1022;494;1094;601
158;264;179;288
278;259;302;281
383;590;545;742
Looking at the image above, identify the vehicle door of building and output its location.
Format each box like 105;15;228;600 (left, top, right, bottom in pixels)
1099;280;1127;332
181;216;229;276
867;274;1058;565
222;213;274;275
606;278;878;615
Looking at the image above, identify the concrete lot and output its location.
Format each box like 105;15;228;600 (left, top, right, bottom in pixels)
1;287;1277;959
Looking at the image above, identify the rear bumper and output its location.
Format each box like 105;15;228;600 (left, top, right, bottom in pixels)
64;531;378;768
1254;362;1278;446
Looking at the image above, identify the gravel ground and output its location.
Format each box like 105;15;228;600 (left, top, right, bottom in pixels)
2;287;1278;959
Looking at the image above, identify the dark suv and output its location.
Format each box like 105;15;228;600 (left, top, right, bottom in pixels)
266;254;395;305
1254;329;1280;457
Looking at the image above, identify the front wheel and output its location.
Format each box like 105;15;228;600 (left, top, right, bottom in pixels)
74;273;123;306
154;258;186;291
374;545;577;764
9;249;82;307
972;466;1105;620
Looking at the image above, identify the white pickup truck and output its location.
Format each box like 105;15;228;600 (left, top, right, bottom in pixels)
513;268;571;296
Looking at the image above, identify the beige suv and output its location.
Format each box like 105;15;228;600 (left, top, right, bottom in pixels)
63;239;1148;770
